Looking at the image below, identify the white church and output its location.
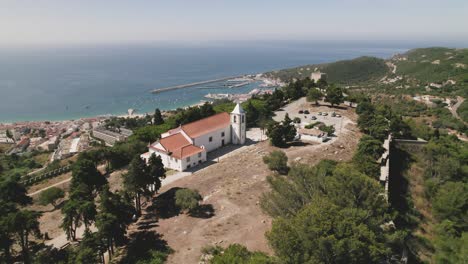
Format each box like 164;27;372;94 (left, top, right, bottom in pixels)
141;103;246;171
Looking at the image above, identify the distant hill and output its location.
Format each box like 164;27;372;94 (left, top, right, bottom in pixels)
265;47;468;89
264;56;389;85
392;47;468;84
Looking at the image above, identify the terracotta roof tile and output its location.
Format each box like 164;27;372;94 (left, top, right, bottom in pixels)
152;133;204;159
181;112;230;138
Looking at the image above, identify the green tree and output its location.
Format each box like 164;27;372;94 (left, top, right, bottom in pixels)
317;78;328;89
6;210;41;264
147;153;166;195
267;198;390;264
5;129;14;142
38;187;65;209
123;155;151;214
210;244;275;264
154;108;164;125
96;186;134;259
73;230;105;264
61;199;80;241
260;161;337;217
434;221;468;264
71;157;107;194
432;182;468;229
263;150;289;174
244;101;259;127
267;114;297;147
0;177;33;263
266;122;284;147
324;85;344;107
306;88;323;105
175;189;202;213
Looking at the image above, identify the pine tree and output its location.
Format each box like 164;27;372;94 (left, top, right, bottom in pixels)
147;153;166;195
153;108;164;125
123;155;151;214
96;186;133;260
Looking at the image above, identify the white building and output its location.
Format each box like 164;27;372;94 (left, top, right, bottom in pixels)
141;104;246;171
310;71;327;83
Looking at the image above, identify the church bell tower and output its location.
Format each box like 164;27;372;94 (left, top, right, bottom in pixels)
230;103;246;145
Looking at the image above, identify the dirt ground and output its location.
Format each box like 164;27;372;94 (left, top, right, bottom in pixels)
128;101;361;264
27;167;125;244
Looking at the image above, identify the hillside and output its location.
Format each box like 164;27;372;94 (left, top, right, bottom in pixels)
265;48;468;94
393;47;468;84
265;56;389;85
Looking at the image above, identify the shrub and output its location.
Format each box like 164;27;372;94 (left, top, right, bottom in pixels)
175;189;202;213
263;151;288;175
38;187;65;208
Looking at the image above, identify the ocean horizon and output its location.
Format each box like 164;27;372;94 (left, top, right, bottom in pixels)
0;41;413;123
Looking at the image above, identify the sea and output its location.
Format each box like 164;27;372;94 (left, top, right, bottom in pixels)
0;41;412;123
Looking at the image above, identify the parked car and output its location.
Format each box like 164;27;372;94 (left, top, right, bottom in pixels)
318;112;322;116
310;116;317;120
298;110;304;114
331;112;336;117
335;114;342;117
304;110;310;114
322;136;331;142
322;112;328;116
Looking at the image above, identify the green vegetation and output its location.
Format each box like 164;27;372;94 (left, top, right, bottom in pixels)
207;244;276;264
0;176;41;263
262;150;288;175
38;187;65;208
395;48;468;85
123;153;166;215
457;100;468;123
266;114;297;147
390;123;468;262
265;56;389;85
153;108;164;125
306;87;323;104
324;85;344;107
174;188;202;213
0;152;43;180
261;161;403;263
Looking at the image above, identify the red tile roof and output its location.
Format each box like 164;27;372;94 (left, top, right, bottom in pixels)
181;112;230;138
151;133;204;159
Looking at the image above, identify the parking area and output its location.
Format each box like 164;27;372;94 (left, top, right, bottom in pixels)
273;97;351;138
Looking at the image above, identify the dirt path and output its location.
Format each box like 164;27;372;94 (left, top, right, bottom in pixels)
449;96;466;124
28;177;72;197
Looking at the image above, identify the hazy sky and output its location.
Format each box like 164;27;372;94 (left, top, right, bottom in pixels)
1;0;468;46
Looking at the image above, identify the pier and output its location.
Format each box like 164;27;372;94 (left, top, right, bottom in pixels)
151;76;244;94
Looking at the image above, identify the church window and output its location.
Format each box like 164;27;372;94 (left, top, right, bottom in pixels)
233;116;237;123
221;132;225;137
241;115;245;123
209;136;213;142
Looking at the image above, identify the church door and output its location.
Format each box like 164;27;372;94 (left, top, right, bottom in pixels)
222;139;225;146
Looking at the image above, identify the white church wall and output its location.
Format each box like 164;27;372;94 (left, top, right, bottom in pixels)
180;151;207;171
148;148;183;171
192;126;231;152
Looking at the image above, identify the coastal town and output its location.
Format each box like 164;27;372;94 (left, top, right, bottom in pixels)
1;44;467;264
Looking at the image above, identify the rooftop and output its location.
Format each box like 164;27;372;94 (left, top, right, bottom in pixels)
152;133;204;159
179;112;230;138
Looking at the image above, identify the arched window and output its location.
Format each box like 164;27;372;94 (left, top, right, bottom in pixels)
233;116;237;123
